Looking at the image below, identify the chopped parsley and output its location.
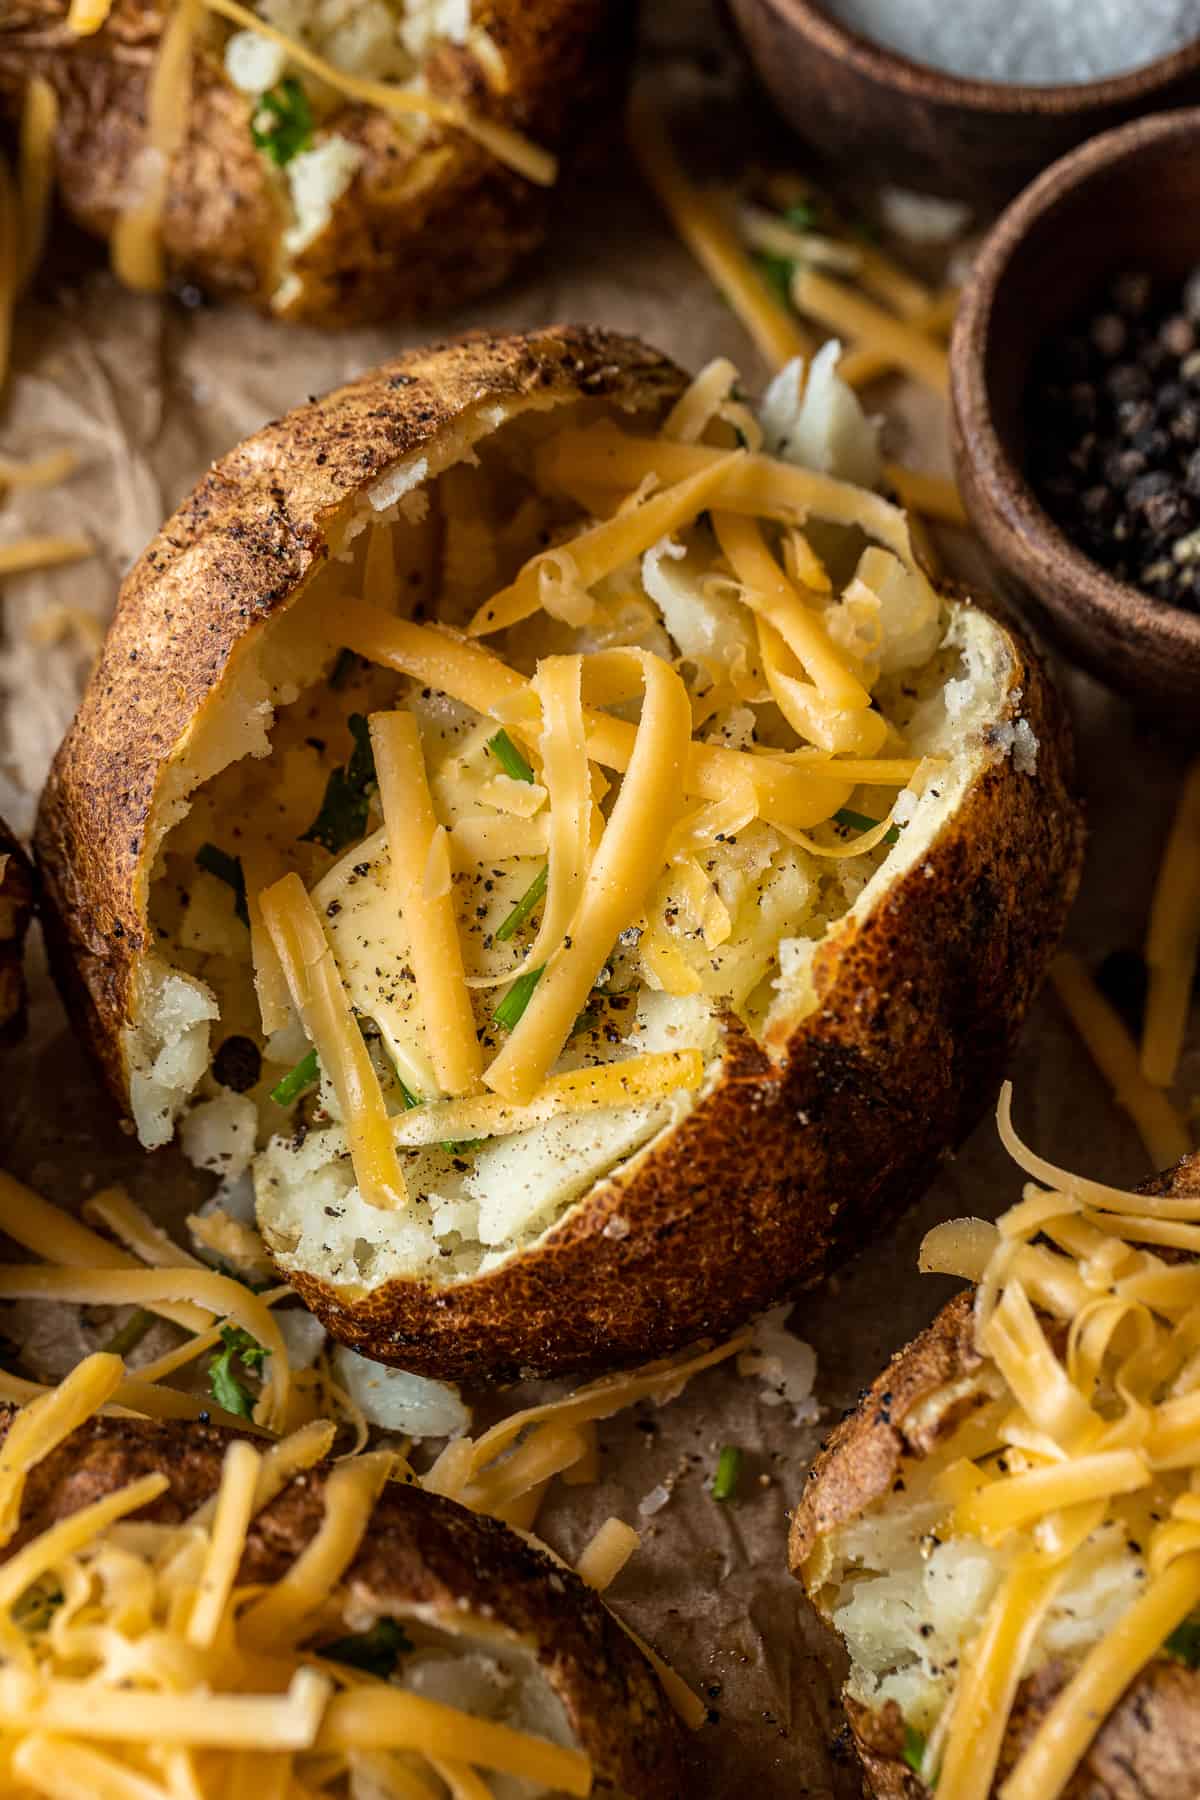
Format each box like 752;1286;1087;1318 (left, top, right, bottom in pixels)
208;1326;267;1419
270;1047;319;1108
495;865;547;943
320;1617;413;1679
493;964;544;1031
711;1445;742;1502
301;713;377;855
251;77;313;168
196;843;248;926
487;728;535;784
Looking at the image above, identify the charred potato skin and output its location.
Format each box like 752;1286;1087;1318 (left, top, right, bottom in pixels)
0;0;628;325
35;325;1084;1383
791;1152;1200;1800
0;820;35;1045
0;1407;686;1797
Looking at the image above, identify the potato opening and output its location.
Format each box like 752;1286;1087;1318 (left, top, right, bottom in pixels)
312;1600;584;1799
812;1392;1154;1740
130;366;1029;1296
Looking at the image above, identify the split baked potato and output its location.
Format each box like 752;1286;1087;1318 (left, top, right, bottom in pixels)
791;1108;1200;1800
0;818;34;1044
0;1405;685;1795
0;0;620;325
35;324;1083;1382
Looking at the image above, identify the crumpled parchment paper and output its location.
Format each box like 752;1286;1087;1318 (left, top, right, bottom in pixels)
0;2;1196;1793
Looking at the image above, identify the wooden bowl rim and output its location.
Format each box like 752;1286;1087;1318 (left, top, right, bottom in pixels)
757;0;1200;117
951;106;1200;659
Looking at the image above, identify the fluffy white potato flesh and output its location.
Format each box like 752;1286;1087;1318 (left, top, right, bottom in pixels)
129;365;1038;1300
815;1418;1149;1737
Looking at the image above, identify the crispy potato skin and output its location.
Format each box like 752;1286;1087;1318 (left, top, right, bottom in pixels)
35;325;1084;1383
0;0;627;325
793;1151;1200;1800
0;820;35;1046
0;1408;686;1797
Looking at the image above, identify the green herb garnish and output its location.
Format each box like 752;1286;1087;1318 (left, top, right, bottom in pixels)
14;1579;63;1635
251;77;313;168
833;807;900;846
495;865;548;943
711;1445;742;1502
1166;1618;1200;1667
784;200;817;233
487;728;534;784
754;251;794;311
329;647;363;691
102;1308;156;1358
301;713;377;855
196;843;248;926
493;964;544;1031
321;1617;413;1679
270;1048;319;1108
902;1724;928;1777
208;1325;267;1420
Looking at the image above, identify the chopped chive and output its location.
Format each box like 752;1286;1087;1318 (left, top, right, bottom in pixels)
833;807;900;846
321;1617;412;1678
196;843;248;926
1166;1618;1200;1667
488;729;534;784
329;647;361;690
901;1724;928;1776
495;865;548;943
396;1074;477;1156
301;713;377;856
270;1048;319;1108
493;964;544;1030
753;250;794;310
711;1445;742;1502
785;200;817;233
102;1308;155;1358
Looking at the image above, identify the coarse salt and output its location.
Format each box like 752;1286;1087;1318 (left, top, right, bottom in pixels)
824;0;1198;86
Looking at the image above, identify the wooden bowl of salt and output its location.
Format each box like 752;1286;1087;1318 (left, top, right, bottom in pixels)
726;0;1200;211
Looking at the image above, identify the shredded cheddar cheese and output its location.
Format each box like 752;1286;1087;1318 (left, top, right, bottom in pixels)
882;462;968;528
485;650;692;1103
110;0;199;292
576;1517;640;1592
260;873;408;1211
790;267;950;395
895;1086;1200;1797
1050;951;1191;1168
370;710;481;1096
627;94;814;371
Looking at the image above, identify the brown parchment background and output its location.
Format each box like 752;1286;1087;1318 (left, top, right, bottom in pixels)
0;1;1197;1793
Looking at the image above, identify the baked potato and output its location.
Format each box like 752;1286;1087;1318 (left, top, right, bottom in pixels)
35;324;1083;1382
0;1404;685;1794
791;1107;1200;1800
0;818;34;1044
0;0;621;326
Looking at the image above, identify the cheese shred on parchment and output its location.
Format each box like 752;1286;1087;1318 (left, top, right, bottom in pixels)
0;1164;742;1748
892;1084;1200;1798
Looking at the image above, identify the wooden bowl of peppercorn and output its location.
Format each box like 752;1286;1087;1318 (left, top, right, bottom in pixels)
950;107;1200;722
727;0;1200;211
